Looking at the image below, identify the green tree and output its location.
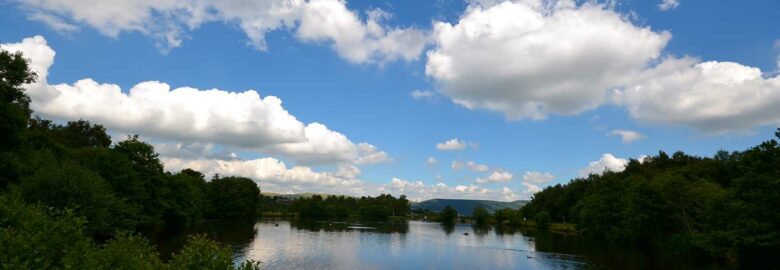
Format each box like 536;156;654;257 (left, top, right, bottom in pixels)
0;193;97;269
206;176;260;220
440;205;458;224
0;49;36;151
169;235;260;270
19;163;133;237
533;211;551;231
472;206;490;226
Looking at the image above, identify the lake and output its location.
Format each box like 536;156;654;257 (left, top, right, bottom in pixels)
152;219;725;269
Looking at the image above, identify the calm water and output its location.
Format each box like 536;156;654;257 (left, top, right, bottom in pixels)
153;219;724;270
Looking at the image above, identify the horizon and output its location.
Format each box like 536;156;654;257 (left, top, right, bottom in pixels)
2;0;780;202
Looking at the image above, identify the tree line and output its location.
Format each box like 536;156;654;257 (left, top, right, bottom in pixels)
289;194;410;220
517;132;780;267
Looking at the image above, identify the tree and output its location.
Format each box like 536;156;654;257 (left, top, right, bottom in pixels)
0;49;36;151
60;120;112;148
440;205;458;224
533;211;551;231
472;206;490;226
20;163;133;237
206;176;260;220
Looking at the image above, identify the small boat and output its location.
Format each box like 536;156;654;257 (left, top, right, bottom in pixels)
463;232;469;235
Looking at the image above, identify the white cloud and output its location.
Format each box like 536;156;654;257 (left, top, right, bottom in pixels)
380;178;531;201
466;161;489;172
659;0;680;11
2;36;389;166
607;129;645;143
295;2;429;64
411;90;436;100
28;11;79;33
436;138;473;151
522;171;554;184
154;142;238;161
163;156;367;194
501;187;521;201
579;153;628;177
425;156;438;166
521;182;542;196
452;160;489;172
387;177;425;194
16;0;428;63
616;57;780;133
476;170;513;184
354;143;391;165
451;160;464;170
426;0;670;120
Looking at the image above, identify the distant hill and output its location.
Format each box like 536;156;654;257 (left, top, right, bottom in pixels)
412;199;528;216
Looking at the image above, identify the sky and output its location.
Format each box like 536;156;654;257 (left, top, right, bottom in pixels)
2;0;779;201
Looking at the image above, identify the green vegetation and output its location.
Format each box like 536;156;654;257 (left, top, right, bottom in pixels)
0;48;261;268
518;132;780;267
472;206;490;226
439;205;459;224
290;194;410;220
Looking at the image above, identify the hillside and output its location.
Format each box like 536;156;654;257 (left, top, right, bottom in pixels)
412;199;528;216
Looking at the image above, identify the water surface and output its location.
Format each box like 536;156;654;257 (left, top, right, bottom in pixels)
155;219;724;269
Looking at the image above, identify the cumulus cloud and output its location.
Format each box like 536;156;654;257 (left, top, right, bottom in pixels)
15;0;428;63
579;153;628;177
475;170;513;184
425;156;438;166
522;171;554;184
436;138;475;151
607;129;645;143
426;0;670;120
466;161;489;172
616;57;780;133
521;182;542;196
380;178;529;201
354;143;391;164
452;160;489;172
451;160;464;170
163;156;368;195
1;36;389;166
659;0;680;11
154;142;238;161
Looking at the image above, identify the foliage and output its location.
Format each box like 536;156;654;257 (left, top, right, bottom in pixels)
206;176;260;220
19;162;131;237
519;132;780;267
440;205;458;224
290;194;409;220
472;206;490;225
0;50;35;152
533;211;551;230
169;235;260;270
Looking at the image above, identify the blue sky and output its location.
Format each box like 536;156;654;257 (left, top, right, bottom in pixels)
2;0;779;201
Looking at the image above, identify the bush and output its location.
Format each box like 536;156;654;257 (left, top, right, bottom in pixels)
534;211;551;230
169;235;260;270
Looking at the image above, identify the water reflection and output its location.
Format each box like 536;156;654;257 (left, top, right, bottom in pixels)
235;220;584;270
152;220;724;270
288;219;409;234
151;220;257;260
